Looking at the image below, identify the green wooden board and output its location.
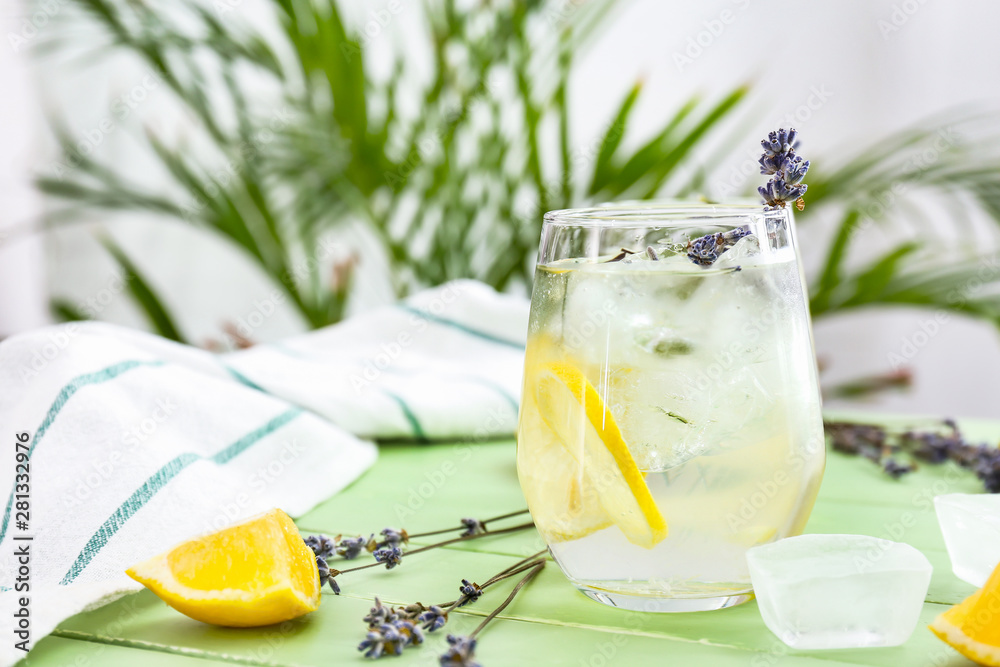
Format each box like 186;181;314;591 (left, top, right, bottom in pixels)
19;635;235;666
29;412;996;666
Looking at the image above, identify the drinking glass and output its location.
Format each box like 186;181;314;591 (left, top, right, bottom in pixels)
516;203;825;612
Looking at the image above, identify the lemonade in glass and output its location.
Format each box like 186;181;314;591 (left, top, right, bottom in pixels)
516;204;825;612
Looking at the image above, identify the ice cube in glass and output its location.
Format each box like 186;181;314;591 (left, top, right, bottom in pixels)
934;493;1000;587
746;534;933;649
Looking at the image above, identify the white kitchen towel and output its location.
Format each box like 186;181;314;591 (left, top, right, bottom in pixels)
227;279;527;440
0;280;527;666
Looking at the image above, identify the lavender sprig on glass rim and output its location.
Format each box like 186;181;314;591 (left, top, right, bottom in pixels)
824;418;1000;492
303;509;533;595
582;130;815;269
758;127;809;211
682;127;810;267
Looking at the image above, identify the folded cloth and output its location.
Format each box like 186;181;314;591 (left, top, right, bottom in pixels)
0;280;527;666
228;279;527;440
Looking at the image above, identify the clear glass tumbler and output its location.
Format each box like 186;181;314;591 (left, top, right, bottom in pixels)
516;203;825;612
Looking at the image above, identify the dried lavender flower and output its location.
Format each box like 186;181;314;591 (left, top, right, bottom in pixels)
457;579;483;606
379;527;408;548
687;233;723;266
395;603;426;621
825;421;886;455
358;625;394;659
825;418;1000;492
882;458;915;479
304;534;335;560
902;431;955;464
316;555;330;587
783;154;810;184
418;605;448;632
440;634;481;667
312;548;342;594
336;535;369;560
364;597;394;627
357;605;424;659
761;127;799;160
358;623;406;659
975;449;1000;493
383;623;407;656
687;226;752;267
460;518;486;537
758;176;807;210
757;127;809;209
374;546;403;569
392;619;424;647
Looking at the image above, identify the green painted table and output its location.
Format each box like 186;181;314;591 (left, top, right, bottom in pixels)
22;413;997;667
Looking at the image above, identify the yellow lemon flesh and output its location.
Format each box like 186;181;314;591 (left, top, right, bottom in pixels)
518;378;614;543
930;560;1000;665
532;360;667;549
126;508;320;627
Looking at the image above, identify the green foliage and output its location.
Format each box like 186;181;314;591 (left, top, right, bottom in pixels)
36;0;1000;348
806;119;1000;324
50;299;89;324
38;0;753;330
98;236;188;342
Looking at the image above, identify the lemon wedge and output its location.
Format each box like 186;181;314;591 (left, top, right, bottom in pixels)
534;361;668;549
930;560;1000;665
126;508;320;627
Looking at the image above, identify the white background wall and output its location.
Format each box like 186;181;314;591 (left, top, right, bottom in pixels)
0;1;47;334
1;0;998;418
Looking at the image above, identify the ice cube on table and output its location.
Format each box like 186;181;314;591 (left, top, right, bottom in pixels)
935;493;1000;587
746;534;933;649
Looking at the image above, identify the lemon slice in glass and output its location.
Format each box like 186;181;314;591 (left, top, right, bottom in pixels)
518;408;614;542
534;361;668;549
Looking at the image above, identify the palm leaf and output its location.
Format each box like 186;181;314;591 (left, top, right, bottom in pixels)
637;86;749;199
590;93;699;197
588;79;643;195
99;236;186;342
845;242;922;307
592;87;748;200
50;299;90;323
827;254;1000;324
810;209;860;315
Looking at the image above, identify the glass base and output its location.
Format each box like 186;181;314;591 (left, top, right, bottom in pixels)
576;586;754;613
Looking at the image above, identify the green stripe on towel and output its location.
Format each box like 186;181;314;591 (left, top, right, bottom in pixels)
58;408;302;585
224;365;267;393
397;304;525;350
461;376;519;413
379;389;428;442
0;360;163;544
383;367;519;414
